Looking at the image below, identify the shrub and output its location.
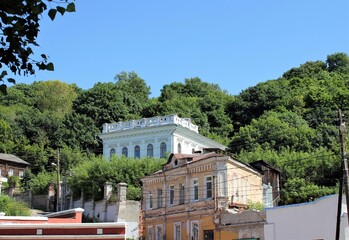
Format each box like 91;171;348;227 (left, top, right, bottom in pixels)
0;195;31;216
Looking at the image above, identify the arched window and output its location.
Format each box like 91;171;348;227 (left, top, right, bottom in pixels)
110;148;116;158
178;143;182;154
192;148;195;154
122;147;128;157
134;145;140;159
160;142;167;158
147;144;153;157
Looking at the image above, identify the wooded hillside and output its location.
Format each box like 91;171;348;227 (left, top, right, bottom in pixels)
0;52;348;204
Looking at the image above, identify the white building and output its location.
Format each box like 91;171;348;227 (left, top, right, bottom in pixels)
99;114;226;160
264;194;348;240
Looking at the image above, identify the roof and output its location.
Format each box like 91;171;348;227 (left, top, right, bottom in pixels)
249;160;282;173
166;152;223;164
0;154;30;166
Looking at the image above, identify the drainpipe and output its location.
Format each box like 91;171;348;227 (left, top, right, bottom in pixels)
163;170;167;240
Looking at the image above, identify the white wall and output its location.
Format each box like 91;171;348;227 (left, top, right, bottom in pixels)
264;194;348;240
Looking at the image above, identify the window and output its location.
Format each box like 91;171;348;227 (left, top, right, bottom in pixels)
147;226;154;240
217;172;226;197
157;188;163;208
232;174;239;202
134;145;140;159
205;176;213;199
156;225;163;240
174;223;181;240
178;143;181;154
263;183;273;208
110;148;116;158
193;179;199;201
160;142;166;158
169;185;175;205
147;144;153;157
179;183;185;204
191;221;199;240
122;147;128;157
192;148;195;154
19;171;24;179
8;168;14;177
148;191;153;209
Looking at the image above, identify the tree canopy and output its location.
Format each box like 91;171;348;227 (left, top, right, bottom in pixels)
0;0;75;93
0;53;348;204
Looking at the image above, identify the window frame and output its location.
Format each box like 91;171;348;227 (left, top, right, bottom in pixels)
177;142;181;154
134;145;140;159
147;226;154;240
179;183;185;205
169;185;175;205
160;142;167;158
157;188;163;208
205;175;213;199
192;178;199;201
191;220;199;240
110;148;116;158
147;144;154;157
156;224;163;240
148;191;153;209
122;147;128;157
174;222;181;240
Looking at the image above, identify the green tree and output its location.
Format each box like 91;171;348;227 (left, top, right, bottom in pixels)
33;81;79;118
73;82;128;128
0;0;75;92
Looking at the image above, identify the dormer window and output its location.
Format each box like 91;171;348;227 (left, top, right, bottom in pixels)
173;159;179;167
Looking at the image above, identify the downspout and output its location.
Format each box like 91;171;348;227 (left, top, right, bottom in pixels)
186;163;190;239
163;170;167;240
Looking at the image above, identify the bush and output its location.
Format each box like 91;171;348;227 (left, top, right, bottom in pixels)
29;171;56;195
0;195;31;216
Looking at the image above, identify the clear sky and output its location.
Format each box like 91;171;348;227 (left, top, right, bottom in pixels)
13;0;349;97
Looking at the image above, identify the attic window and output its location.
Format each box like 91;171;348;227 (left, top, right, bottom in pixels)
173;159;179;167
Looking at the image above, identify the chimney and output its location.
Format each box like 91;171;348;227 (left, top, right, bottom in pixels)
117;182;128;202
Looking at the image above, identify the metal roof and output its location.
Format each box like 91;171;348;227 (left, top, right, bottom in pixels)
0;154;30;165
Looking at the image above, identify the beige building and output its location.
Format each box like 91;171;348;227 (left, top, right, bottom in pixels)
141;152;267;240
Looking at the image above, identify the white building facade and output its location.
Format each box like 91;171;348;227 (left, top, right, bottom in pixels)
264;194;348;240
99;114;226;160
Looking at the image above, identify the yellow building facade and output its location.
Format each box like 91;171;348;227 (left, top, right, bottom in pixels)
141;152;264;240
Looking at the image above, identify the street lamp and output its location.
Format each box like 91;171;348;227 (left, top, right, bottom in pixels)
51;149;60;212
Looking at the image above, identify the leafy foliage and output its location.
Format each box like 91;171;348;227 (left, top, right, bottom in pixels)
0;195;31;216
0;0;75;92
0;53;348;205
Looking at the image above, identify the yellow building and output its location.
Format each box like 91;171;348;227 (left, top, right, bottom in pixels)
141;152;265;240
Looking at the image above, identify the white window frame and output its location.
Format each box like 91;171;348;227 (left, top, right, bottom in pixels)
147;226;154;240
174;222;181;240
19;170;24;179
156;224;163;240
192;178;199;201
169;185;175;205
217;172;226;197
205;175;213;199
8;168;14;177
191;220;199;240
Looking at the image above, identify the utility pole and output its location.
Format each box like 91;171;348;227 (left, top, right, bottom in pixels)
336;109;349;239
56;149;60;212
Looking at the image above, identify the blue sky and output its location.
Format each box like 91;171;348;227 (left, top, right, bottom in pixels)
13;0;349;97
